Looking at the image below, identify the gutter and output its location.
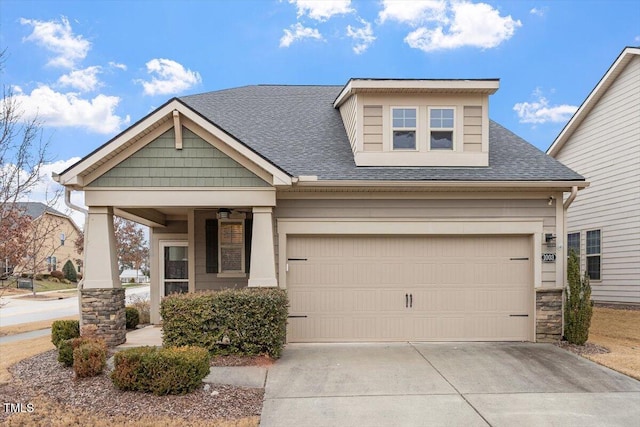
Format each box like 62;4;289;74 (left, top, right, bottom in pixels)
563;185;578;209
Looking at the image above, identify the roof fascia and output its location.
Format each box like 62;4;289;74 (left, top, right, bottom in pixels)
333;79;500;108
56;100;292;188
547;47;640;157
293;180;589;190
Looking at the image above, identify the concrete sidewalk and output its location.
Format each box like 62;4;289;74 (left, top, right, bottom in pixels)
260;342;640;427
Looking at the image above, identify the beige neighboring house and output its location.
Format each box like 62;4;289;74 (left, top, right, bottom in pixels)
54;79;586;347
548;47;640;305
12;202;82;276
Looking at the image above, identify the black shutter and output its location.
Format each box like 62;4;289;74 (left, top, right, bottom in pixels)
245;218;253;273
205;219;218;273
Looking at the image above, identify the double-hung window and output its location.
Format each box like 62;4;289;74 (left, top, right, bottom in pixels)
429;108;454;150
219;220;244;274
392;108;417;150
586;229;601;280
567;232;580;258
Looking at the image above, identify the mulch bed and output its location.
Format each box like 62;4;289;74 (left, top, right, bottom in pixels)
555;340;610;357
1;349;264;424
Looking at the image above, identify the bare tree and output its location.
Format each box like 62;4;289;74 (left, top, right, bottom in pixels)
0;49;57;298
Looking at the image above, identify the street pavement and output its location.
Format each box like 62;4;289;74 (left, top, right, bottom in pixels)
0;285;149;327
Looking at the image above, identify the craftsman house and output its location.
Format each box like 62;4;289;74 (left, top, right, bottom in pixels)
54;78;586;346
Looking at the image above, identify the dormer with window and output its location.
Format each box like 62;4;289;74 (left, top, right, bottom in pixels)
334;79;498;167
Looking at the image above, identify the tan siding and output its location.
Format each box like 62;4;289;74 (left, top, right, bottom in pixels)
555;55;640;303
275;197;557;288
89;128;269;188
463;106;483;152
339;95;358;153
363;105;383;152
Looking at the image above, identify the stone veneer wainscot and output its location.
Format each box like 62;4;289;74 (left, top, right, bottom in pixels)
536;288;563;342
80;288;126;346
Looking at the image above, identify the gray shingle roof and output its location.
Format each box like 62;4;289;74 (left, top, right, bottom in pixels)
180;85;584;181
12;202;66;219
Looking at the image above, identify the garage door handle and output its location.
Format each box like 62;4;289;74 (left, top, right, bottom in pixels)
288;315;308;318
405;294;408;308
410;293;413;308
509;314;529;317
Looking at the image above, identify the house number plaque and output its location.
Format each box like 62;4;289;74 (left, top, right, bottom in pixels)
542;253;556;263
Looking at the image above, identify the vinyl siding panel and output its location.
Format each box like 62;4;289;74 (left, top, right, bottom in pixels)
89;128;269;188
363;106;383;152
275;197;557;288
463;106;483;152
555;55;640;303
339;95;358;153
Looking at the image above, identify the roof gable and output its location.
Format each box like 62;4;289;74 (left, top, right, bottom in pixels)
547;46;640;156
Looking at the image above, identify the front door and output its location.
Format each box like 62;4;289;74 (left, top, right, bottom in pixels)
160;241;189;296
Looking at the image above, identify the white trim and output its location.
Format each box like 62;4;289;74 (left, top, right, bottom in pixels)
390;106;418;151
427;106;456;151
291;180;589;190
548;47;640;156
159;240;189;298
57;100;292;188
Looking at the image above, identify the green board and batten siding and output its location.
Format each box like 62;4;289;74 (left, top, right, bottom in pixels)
88;128;269;187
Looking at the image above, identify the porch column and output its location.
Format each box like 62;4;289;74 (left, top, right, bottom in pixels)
248;207;277;287
84;207;120;289
80;206;125;346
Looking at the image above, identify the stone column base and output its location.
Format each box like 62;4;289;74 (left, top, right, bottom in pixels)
80;288;126;347
536;288;563;342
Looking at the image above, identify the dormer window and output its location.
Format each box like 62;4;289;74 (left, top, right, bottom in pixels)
392;108;417;150
429;108;454;150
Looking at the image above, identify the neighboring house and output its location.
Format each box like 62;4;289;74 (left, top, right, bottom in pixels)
54;79;586;347
11;202;82;276
547;46;640;305
119;269;149;283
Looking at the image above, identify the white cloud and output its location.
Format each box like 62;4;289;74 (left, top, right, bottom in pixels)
635;35;640;42
289;0;354;21
20;16;91;68
280;23;324;47
57;66;102;92
12;85;130;134
138;58;202;96
513;89;578;124
378;0;448;26
346;19;376;54
379;1;521;52
109;61;127;71
529;7;545;17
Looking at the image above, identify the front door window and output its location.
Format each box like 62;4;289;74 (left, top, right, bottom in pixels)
162;243;188;295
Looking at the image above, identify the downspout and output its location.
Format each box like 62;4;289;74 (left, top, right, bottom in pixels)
64;188;88;321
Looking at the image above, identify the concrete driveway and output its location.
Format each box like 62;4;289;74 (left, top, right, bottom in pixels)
260;342;640;427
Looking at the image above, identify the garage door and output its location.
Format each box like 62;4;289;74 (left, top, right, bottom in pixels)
287;235;532;342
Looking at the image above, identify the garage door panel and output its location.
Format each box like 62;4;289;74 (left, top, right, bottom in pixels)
287;235;532;342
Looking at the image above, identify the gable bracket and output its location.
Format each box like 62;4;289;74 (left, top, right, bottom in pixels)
173;110;183;150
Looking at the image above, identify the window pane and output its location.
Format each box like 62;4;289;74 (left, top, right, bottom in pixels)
164;247;187;280
393;118;404;127
430;131;453;150
442;118;454;128
586;230;600;254
165;282;188;295
567;232;580;256
405;109;416;119
442;109;454;119
431;109;454;128
393;108;416;128
221;247;242;271
587;255;601;280
393;109;403;118
393;130;416;149
221;223;242;244
430;109;441;120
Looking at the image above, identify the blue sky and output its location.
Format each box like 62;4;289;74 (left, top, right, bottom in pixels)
1;0;639;219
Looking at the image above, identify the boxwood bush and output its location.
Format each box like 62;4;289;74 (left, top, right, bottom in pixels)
111;346;210;395
51;320;80;347
57;336;106;368
160;288;288;358
125;307;140;329
73;340;107;378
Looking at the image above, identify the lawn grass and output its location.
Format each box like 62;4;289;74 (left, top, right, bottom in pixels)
586;306;640;380
2;277;77;294
0;316;78;337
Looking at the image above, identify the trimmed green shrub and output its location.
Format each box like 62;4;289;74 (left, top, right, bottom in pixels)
125;307;140;329
62;260;77;282
161;288;288;358
111;346;210;395
51;320;80;347
564;250;593;345
73;340;107;378
50;270;64;280
57;339;75;367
